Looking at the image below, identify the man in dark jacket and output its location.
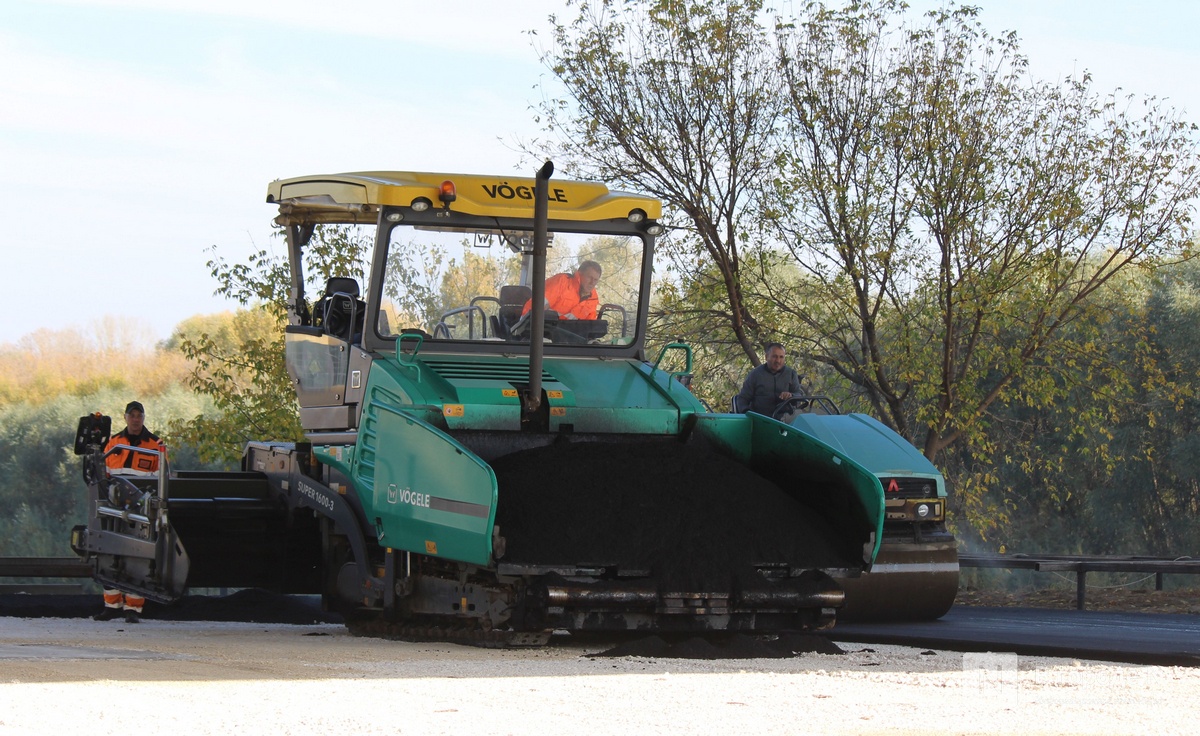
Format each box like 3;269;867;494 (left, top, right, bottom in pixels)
735;343;801;416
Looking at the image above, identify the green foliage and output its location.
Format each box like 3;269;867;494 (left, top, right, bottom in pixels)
947;260;1200;554
0;384;219;556
170;225;375;463
380;235;450;328
171;309;302;464
771;1;1200;459
536;0;1200;542
439;249;517;316
534;0;784;361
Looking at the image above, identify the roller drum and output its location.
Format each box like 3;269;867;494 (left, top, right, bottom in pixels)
837;541;959;621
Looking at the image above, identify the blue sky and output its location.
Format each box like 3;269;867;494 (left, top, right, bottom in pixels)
2;0;1197;346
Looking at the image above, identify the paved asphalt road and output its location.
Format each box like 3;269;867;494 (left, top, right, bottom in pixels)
2;594;1198;666
835;605;1200;666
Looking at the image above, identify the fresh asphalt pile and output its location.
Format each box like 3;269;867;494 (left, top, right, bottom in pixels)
589;632;845;659
492;438;857;592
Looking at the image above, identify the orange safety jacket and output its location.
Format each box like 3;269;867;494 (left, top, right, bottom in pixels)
105;428;164;473
521;272;599;320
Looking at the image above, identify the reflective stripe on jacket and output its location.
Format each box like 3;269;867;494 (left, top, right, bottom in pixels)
103;588;146;612
105;429;163;473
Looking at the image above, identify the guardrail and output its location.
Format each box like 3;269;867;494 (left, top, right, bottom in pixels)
960;553;1200;610
4;554;1198;610
0;556;91;577
0;557;92;594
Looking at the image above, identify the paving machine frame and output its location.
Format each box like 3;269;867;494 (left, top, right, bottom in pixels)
71;164;955;643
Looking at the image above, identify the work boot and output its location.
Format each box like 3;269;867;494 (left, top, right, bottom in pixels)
93;607;121;622
123;611;141;624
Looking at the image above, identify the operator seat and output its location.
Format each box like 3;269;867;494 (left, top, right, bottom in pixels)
315;276;366;342
493;284;532;339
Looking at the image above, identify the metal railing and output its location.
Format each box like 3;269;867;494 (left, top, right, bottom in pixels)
0;556;92;594
0;557;92;578
960;553;1200;610
5;553;1199;609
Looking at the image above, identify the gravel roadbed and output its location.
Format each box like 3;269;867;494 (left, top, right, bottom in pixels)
1;618;1197;735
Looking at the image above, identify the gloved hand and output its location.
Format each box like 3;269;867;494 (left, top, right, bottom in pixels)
563;313;577;320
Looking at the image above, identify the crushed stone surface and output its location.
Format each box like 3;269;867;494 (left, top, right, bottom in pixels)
0;617;1197;736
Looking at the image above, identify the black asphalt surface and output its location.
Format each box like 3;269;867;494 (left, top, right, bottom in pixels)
2;593;1198;666
834;605;1200;667
0;591;341;625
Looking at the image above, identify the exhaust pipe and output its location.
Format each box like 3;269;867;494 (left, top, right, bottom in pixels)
525;160;554;416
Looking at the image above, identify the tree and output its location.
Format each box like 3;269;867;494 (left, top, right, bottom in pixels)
172;225;373;463
533;0;1200;539
770;1;1200;461
531;0;785;364
0;319;189;406
943;264;1171;546
0;384;217;556
948;259;1200;552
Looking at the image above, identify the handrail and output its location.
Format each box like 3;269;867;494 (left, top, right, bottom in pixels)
960;553;1200;610
104;443;168;515
435;304;489;340
0;557;92;578
650;342;693;391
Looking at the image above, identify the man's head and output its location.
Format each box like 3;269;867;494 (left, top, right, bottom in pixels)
576;260;602;295
124;401;145;434
764;343;786;373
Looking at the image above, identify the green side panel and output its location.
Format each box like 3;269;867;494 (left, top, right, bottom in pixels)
692;413;885;564
341;350;712;567
313;444;355;477
353;368;496;566
419;356;539;431
369;352;704;435
747;414;884;563
788;413;946;497
541;358;702;434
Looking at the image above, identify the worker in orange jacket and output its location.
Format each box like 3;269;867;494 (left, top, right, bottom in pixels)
104;401;163;474
95;400;163;623
522;260;602;321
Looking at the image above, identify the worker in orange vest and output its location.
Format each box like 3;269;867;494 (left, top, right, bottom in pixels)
94;401;164;623
521;260;602;321
104;400;163;474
